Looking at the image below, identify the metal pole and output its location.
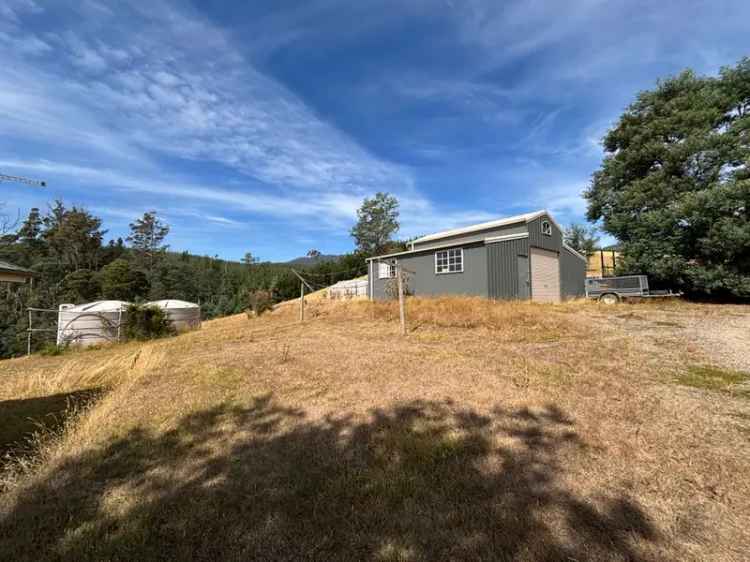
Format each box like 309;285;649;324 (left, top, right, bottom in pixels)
397;264;406;335
117;308;122;342
300;282;305;323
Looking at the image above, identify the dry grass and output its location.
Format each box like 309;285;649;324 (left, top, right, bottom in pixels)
1;297;749;561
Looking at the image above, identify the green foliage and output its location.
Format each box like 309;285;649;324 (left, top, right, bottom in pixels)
676;365;749;394
585;58;750;298
42;201;106;271
127;211;170;275
39;342;69;357
350;192;400;255
0;199;372;358
98;259;148;301
563;224;599;257
60;269;100;304
246;290;273;317
124;304;174;341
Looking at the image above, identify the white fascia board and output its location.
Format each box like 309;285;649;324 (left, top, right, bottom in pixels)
366;239;478;261
410;208;567;246
562;242;588;262
484;232;529;244
411;210;542;245
524;209;566;234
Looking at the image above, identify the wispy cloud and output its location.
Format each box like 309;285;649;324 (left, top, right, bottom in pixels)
2;0;747;259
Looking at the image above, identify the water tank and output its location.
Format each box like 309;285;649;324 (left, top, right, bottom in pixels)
145;300;201;332
57;300;130;347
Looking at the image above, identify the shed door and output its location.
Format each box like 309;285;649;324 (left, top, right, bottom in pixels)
530;248;560;303
517;255;530;299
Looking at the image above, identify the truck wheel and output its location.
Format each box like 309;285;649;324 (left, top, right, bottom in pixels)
599;293;620;305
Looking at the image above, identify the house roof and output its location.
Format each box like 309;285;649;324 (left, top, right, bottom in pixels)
0;260;34;277
410;209;560;245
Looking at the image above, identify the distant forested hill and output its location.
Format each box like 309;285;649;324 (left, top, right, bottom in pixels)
284;254;341;267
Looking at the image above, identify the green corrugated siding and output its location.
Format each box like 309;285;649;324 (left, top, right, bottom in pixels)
560;247;586;299
527;214;562;252
487;238;529;299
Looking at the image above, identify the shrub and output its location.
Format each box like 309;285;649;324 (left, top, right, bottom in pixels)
39;342;69;356
246;290;274;318
124;304;174;341
384;272;411;300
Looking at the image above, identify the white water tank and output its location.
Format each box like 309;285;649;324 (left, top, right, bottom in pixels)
146;300;201;332
57;300;130;347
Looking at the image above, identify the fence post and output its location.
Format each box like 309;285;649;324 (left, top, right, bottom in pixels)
300;282;305;323
27;308;32;355
397;263;406;335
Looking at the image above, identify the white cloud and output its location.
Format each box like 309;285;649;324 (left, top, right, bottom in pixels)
0;32;51;55
0;1;416;201
0;0;42;26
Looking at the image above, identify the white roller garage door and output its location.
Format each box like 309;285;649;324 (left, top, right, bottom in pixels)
530;248;560;303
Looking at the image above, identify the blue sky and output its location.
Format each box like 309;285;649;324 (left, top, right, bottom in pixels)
1;0;748;261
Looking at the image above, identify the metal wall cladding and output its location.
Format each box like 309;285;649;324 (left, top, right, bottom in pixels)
561;248;586;298
487;237;530;299
527;214;562;253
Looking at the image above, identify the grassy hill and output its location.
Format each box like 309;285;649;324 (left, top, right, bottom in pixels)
1;297;749;561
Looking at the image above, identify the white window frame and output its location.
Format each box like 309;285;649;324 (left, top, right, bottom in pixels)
435;248;464;274
378;261;396;279
541;220;552;236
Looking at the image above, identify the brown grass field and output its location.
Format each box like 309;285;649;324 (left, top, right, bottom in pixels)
1;297;749;561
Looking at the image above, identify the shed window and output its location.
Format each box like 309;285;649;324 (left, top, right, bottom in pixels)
378;261;396;279
435;248;463;274
541;220;552;236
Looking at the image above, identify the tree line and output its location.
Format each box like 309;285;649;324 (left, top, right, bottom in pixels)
0;201;390;358
2;57;747;356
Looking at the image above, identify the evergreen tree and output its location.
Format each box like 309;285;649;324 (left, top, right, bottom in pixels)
60;269;100;303
563;224;599;257
127;211;170;276
585;58;750;297
18;208;43;242
42;203;105;271
98;258;149;301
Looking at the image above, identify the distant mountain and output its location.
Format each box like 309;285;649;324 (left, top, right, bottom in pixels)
285;254;342;267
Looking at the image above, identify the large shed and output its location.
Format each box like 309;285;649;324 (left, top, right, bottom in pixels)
367;210;586;303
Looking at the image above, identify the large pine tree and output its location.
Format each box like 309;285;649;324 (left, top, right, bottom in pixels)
127;211;170;277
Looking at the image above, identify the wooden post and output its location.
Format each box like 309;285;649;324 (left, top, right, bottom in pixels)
397;264;406;335
27;309;32;356
299;282;305;323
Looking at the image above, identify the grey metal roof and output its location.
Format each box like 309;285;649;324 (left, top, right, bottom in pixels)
0;260;34;276
410;209;562;245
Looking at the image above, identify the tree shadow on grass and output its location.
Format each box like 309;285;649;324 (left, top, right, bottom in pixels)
0;395;660;561
0;388;104;465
